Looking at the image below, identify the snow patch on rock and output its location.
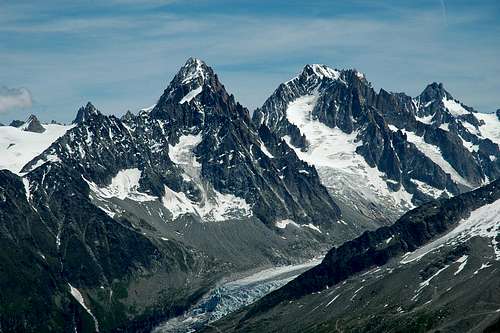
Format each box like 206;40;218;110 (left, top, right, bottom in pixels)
85;168;156;203
68;283;99;332
275;219;299;229
442;97;469;117
180;86;203;104
165;133;252;222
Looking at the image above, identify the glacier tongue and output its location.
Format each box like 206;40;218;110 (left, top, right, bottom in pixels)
153;258;322;333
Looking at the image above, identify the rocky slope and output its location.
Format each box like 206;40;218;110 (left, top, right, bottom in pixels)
204;179;500;332
1;58;498;332
0;59;354;332
254;65;499;226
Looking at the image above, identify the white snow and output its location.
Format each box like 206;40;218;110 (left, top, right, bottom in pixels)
162;184;252;222
475;112;500;146
402;198;500;263
415;264;450;295
355;71;365;79
454;255;468;275
86;168;156;202
179;86;203;104
0;124;73;174
473;262;492;275
350;286;364;301
411;179;449;198
439;123;449;131
168;134;202;167
326;294;340;307
284;95;414;212
228;258;322;286
399;128;470;187
139;104;156;113
68;283;99;332
22;177;31;203
162;185;197;219
165;134;252;222
303;223;322;233
182;58;206;84
310;64;340;80
442;98;469;117
460;137;480;153
461;121;481;136
275;219;300;229
259;141;274;158
416;114;434;125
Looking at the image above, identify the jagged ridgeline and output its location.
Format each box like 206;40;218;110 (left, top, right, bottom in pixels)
0;59;348;332
0;58;498;332
254;64;499;225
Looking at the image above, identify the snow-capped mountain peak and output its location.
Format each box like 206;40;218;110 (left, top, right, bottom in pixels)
152;58;220;109
20;114;45;133
179;57;209;85
304;64;341;80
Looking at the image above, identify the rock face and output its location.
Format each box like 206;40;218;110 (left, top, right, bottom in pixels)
254;65;499;226
0;168;219;332
204;179;500;333
9;119;24;127
1;58;499;332
72;102;99;124
0;59;353;332
20;114;46;133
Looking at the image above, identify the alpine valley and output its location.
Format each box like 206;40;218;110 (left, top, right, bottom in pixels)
0;58;498;333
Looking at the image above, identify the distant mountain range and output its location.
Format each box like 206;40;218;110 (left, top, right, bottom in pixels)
0;58;498;332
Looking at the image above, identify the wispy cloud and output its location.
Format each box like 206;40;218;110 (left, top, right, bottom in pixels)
0;87;33;113
0;0;499;122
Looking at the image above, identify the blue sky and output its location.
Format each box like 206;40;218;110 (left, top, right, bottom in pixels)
1;0;499;123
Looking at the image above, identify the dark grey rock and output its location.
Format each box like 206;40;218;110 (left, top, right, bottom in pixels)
21;114;45;133
72;102;99;124
9;119;24;127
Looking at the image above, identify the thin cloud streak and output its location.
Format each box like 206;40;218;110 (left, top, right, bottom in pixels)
0;1;499;123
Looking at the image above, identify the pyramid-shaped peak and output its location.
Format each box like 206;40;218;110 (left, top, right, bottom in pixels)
419;82;453;102
72;102;100;124
21;114;45;133
176;57;214;85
